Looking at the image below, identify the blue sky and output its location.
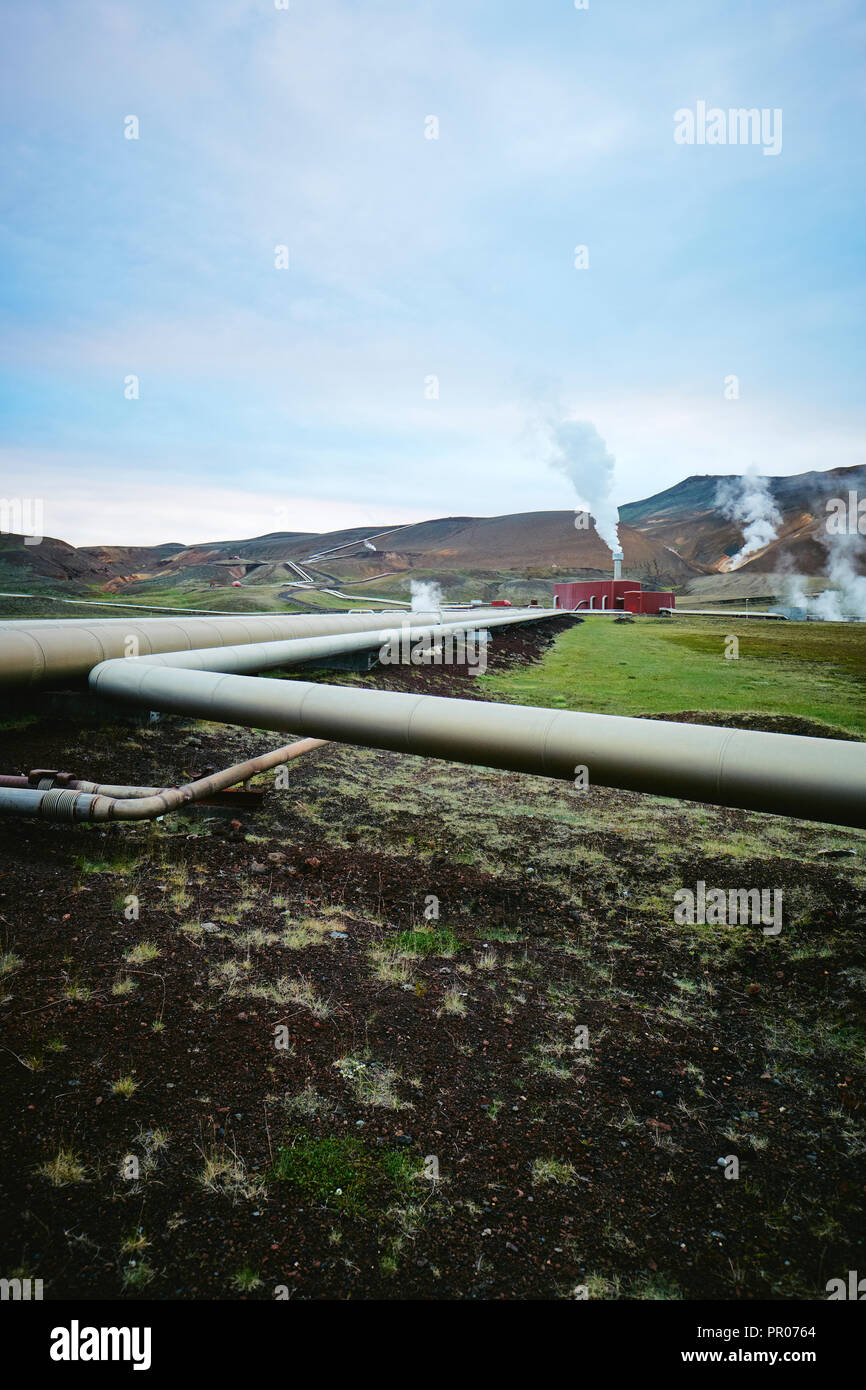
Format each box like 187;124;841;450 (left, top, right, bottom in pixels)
1;0;864;545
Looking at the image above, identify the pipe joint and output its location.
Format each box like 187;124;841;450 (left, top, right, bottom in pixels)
38;788;93;822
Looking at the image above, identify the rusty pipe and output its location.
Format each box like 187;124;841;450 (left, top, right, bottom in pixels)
0;737;327;821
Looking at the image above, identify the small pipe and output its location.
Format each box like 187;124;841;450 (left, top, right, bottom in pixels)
88;736;328;820
0;787;101;821
662;608;787;620
0;738;327;822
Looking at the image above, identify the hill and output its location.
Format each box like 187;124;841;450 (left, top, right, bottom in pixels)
2;463;862;604
620;464;866;575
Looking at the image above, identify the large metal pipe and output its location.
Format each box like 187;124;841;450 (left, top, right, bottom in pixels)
4;608;862;828
88;656;866;828
104;611;552;677
0;609;545;689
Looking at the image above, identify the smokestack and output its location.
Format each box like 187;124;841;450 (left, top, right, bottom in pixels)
613;549;623;581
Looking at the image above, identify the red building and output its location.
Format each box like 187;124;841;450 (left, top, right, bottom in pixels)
553;579;674;614
624;587;675;615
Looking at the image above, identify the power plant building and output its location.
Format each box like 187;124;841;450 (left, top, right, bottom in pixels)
553;579;675;614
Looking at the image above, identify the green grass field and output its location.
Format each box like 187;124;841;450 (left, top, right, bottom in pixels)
0;560;559;622
479;614;866;738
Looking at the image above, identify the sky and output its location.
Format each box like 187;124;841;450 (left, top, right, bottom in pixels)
1;0;864;546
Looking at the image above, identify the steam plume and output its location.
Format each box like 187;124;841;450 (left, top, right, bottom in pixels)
410;580;442;611
781;533;866;619
716;469;781;569
546;419;621;552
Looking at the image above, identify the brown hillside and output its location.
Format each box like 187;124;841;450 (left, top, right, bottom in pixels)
2;464;861;594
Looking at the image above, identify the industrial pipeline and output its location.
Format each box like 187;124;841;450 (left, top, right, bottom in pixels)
0;607;864;828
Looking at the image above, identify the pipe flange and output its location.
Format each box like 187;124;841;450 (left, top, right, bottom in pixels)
29;768;59;787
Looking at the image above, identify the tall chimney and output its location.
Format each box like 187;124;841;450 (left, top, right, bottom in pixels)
613;548;623;581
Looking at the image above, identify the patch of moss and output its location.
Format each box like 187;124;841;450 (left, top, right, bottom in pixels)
271;1131;420;1217
391;927;460;956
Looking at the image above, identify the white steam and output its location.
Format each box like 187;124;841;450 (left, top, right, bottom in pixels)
777;564;810;611
780;534;866;620
410;580;442;611
822;539;866;618
716;469;781;570
546;418;621;552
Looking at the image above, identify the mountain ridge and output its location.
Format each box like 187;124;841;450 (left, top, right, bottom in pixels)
2;463;863;595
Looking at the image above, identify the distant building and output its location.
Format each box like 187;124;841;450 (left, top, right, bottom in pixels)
553;579;674;614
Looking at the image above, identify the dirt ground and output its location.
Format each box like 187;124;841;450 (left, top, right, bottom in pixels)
0;618;864;1300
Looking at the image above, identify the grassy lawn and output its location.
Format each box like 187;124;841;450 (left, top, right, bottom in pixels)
479;615;866;738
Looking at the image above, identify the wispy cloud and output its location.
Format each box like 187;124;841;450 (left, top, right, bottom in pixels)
1;0;864;542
